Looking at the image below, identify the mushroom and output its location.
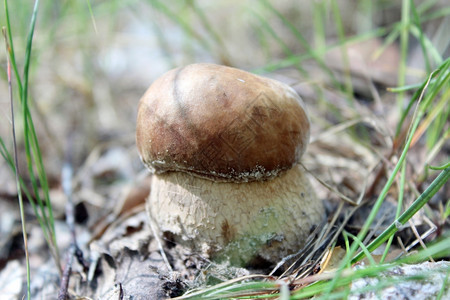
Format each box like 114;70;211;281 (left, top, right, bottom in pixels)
136;63;324;266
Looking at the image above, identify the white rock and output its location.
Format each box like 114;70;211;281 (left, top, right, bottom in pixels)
350;261;450;300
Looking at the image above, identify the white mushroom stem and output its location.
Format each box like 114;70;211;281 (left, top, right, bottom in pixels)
147;164;324;265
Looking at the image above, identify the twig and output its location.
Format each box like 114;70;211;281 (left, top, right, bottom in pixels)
405;216;437;262
148;214;173;272
58;247;74;300
58;134;87;299
300;163;357;205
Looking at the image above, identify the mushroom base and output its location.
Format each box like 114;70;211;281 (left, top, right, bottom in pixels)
147;165;324;266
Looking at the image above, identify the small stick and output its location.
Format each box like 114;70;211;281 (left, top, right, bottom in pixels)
57;246;74;300
148;215;173;272
58;134;87;299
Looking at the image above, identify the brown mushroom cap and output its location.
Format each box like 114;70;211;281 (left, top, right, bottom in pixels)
136;63;310;182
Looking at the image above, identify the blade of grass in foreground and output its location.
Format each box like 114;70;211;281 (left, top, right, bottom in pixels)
2;26;31;300
393;58;449;137
323;56;449;297
3;0;61;273
380;160;406;263
352;166;450;263
17;0;57;246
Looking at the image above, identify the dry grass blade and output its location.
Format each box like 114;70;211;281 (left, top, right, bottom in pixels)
302;163;358;205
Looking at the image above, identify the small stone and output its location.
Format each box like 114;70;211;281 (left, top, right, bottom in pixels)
350;261;450;300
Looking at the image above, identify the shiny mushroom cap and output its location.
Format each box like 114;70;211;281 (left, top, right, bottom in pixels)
136;63;310;182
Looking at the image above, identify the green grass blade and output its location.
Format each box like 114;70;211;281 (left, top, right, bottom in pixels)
344;231;376;266
397;0;411;108
21;0;59;259
2;27;31;300
409;24;443;65
3;0;61;272
352;60;449;262
85;0;98;33
372;22;400;61
437;269;450;300
3;0;23;94
394;58;448;137
248;6;308;77
324;59;447;295
352;166;450;263
421;5;450;22
149;0;211;53
188;0;230;64
256;26;388;73
429;162;450;170
0;140;53;249
313;1;326;54
424;89;449;149
21;0;39;104
330;0;354;105
380;161;406;263
410;0;431;72
260;0;342;89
